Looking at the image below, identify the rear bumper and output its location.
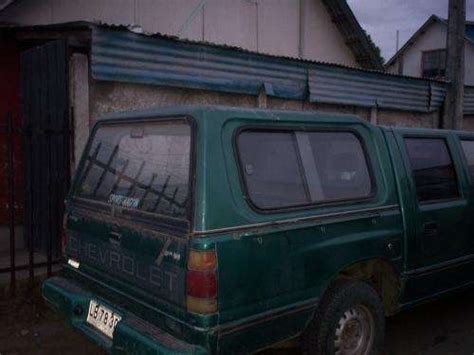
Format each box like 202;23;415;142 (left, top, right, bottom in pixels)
42;276;208;355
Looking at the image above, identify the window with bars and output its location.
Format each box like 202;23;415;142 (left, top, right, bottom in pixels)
75;120;191;219
421;49;446;79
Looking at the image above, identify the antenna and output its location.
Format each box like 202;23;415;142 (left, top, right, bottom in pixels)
396;30;400;52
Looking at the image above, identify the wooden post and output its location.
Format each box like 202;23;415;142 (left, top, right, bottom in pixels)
370;106;378;125
257;87;267;109
443;0;466;130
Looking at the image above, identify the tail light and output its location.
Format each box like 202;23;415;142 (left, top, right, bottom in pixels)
186;250;217;314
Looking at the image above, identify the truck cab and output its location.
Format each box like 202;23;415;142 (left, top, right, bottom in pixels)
42;106;474;354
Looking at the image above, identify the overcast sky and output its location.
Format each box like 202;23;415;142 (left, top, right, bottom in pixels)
347;0;474;62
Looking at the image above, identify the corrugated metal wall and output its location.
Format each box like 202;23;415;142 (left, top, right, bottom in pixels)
309;66;428;111
91;28;308;100
91;27;449;114
308;66;445;112
465;86;474;115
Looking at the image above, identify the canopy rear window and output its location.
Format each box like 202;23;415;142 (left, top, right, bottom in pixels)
75;119;191;219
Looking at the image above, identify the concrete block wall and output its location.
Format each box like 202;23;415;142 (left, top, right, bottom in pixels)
462;116;474;130
88;80;442;130
377;109;440;128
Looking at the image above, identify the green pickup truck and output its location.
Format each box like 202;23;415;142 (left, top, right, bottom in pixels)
43;106;474;354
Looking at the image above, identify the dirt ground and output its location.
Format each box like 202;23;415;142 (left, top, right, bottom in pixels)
1;280;474;355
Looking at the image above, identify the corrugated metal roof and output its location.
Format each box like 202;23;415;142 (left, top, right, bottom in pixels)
11;21;474;116
91;27;308;100
308;66;444;112
321;0;383;70
5;21;446;83
88;22;446;82
90;26;449;113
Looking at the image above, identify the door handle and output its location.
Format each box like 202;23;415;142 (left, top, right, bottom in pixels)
422;222;439;238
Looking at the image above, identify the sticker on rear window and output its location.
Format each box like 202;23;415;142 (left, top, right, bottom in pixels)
108;193;140;209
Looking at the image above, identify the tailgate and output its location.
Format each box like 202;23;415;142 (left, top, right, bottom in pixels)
66;202;188;306
64;117;193;308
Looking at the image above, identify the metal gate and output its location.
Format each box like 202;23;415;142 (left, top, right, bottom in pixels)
20;39;70;282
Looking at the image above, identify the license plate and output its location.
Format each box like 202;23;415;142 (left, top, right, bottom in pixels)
86;300;122;338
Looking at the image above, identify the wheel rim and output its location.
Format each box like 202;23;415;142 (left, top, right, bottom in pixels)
334;304;375;355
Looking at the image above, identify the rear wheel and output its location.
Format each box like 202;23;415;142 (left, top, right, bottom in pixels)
301;280;385;355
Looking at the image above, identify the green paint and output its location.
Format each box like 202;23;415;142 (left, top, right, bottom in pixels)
43;106;474;353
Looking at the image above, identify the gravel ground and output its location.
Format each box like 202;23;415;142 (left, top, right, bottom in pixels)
1;280;474;355
0;281;104;355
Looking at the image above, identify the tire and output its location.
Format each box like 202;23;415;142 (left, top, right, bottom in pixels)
301;279;385;355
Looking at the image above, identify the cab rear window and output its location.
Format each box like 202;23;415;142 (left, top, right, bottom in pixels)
75;119;191;219
237;130;374;210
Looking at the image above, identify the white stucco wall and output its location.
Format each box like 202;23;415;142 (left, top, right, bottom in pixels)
0;0;358;66
257;0;300;57
387;22;474;86
302;0;357;66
